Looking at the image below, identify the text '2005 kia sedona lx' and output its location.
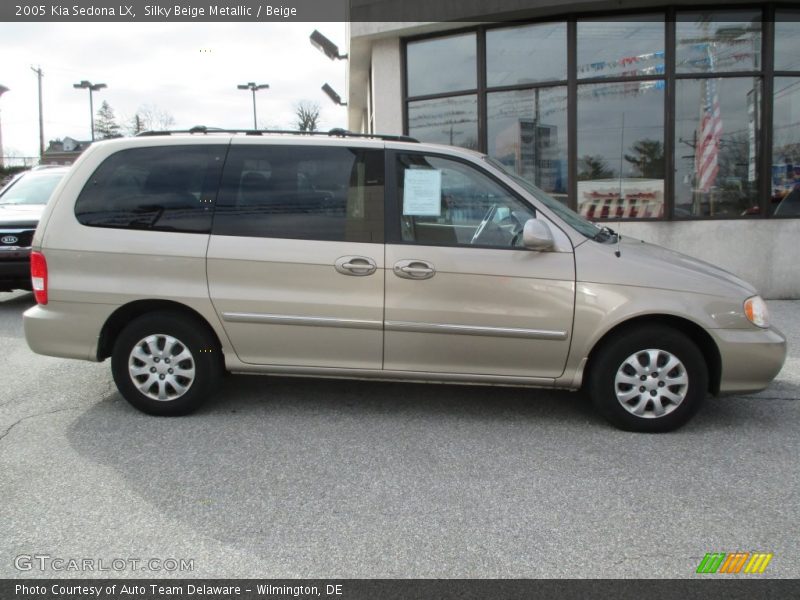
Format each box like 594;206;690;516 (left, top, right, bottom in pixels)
23;130;786;432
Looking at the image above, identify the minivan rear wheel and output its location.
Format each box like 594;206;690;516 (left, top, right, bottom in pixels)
111;312;221;415
588;326;707;432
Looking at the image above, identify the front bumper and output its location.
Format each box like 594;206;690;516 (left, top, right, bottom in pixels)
0;247;32;290
711;326;787;394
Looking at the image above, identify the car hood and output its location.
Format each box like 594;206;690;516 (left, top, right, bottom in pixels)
575;236;758;297
0;204;46;226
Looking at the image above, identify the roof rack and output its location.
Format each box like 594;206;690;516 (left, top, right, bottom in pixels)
136;126;418;143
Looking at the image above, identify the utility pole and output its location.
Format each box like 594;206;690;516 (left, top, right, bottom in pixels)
31;66;45;159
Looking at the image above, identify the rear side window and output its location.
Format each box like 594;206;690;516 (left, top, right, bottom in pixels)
75;145;226;233
213;145;384;243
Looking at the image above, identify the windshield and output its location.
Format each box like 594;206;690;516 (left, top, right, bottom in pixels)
0;171;65;206
483;156;604;240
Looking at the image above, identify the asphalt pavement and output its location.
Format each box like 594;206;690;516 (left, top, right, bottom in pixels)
0;290;797;578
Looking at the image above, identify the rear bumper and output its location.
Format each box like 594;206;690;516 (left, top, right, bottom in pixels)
23;301;116;362
711;326;787;394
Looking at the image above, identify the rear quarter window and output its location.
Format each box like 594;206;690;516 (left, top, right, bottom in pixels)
212;145;384;243
75;145;226;233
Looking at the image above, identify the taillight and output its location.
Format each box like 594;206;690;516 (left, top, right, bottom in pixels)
30;251;48;305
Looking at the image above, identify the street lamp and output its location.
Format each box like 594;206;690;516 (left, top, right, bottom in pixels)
237;82;269;129
310;30;348;60
73;80;107;141
0;85;8;168
321;83;347;106
311;31;348;109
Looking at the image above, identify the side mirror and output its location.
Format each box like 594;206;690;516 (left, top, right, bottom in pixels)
522;218;554;251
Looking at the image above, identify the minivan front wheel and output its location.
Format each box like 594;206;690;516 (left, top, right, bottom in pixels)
111;312;221;415
588;326;707;432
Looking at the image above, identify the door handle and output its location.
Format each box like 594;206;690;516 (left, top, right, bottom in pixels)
393;259;436;280
335;256;377;276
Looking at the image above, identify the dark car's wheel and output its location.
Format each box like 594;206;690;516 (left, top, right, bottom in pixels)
111;312;222;416
588;326;708;432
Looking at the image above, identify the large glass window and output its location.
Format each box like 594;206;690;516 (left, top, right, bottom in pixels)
676;11;761;74
771;77;800;217
213;146;384;242
486;23;567;86
674;78;761;217
577;17;664;79
487;87;568;202
396;153;535;248
775;11;800;72
402;8;796;222
408;95;479;150
75;146;224;232
406;33;477;97
577;81;665;219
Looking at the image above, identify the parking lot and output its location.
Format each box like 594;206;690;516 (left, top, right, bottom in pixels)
0;290;798;578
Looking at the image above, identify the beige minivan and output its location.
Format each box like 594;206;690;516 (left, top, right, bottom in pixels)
23;130;786;431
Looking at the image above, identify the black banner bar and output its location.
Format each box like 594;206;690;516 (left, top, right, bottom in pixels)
2;579;800;600
4;1;799;22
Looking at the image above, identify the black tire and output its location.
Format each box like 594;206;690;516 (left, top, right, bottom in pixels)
111;311;222;416
588;325;708;432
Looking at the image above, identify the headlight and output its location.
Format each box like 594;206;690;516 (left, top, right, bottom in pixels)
744;295;770;328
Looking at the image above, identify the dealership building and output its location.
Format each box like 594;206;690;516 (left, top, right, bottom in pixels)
346;1;800;297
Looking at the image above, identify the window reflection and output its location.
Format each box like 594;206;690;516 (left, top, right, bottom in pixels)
775;12;800;71
677;11;761;73
577;81;665;219
675;78;760;217
772;77;800;217
487;87;568;202
397;154;535;247
486;23;567;86
577;17;664;79
406;34;477;97
408;96;479;150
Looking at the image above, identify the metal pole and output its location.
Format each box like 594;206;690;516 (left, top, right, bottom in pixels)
31;67;44;158
252;88;257;129
0;85;8;169
89;88;95;141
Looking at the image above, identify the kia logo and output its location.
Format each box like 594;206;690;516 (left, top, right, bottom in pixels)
1;235;19;245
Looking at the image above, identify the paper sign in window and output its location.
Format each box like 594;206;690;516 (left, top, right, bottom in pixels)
403;169;442;216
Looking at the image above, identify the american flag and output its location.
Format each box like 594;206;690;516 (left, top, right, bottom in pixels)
695;76;723;193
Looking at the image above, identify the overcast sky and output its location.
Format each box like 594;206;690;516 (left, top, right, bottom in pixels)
0;22;348;158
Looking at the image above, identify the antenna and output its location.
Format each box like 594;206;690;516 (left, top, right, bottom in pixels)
615;112;624;258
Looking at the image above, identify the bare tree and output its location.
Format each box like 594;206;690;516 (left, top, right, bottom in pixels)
295;101;321;132
130;104;176;134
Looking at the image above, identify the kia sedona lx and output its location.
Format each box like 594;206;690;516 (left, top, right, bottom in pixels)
23;130;786;432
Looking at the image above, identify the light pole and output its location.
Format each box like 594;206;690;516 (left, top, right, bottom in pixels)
237;82;269;129
0;85;8;168
73;80;107;141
